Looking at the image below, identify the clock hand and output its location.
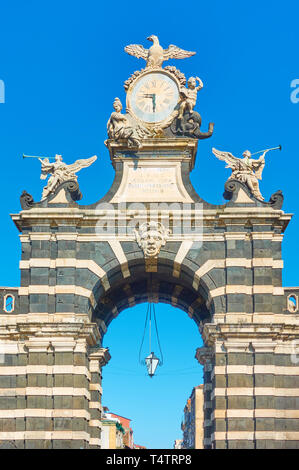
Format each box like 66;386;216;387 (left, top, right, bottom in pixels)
141;93;156;113
142;93;154;98
152;94;156;113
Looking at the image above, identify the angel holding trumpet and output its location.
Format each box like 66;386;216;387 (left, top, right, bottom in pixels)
212;146;281;201
23;153;97;200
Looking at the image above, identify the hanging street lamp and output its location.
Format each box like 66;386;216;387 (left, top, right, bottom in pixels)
145;352;160;378
139;301;163;378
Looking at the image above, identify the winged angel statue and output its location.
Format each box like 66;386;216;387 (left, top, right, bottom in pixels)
125;35;195;68
39;154;97;200
212;148;269;200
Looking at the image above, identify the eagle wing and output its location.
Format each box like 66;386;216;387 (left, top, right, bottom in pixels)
212;148;243;170
163;44;196;61
67;155;97;173
124;44;148;60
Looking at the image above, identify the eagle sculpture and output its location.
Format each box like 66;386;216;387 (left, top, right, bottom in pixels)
124;35;196;69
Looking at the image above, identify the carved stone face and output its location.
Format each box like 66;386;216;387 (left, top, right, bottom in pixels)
114;103;122;112
135;222;170;259
188;77;196;89
113;98;123;112
140;230;163;258
242;150;251;158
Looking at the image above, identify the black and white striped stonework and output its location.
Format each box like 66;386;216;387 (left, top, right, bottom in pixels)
0;140;298;449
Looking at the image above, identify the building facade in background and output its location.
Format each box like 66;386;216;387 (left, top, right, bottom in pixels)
108;412;134;448
174;439;183;449
101;413;125;449
181;385;204;449
102;408;146;449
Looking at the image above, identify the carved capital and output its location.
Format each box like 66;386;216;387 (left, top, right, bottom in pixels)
89;347;111;369
0;321;102;346
202;323;299;348
195;346;214;365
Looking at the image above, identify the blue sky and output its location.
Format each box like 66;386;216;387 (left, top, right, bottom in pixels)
0;0;298;448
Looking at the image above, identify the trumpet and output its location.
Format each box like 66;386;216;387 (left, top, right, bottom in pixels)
250;145;282;157
22;154;55;160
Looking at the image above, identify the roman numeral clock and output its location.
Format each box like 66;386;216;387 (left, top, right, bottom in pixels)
127;71;180;124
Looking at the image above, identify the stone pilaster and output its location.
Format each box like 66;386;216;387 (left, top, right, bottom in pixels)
202;322;299;449
195;346;214;449
0;319;104;449
88;348;110;448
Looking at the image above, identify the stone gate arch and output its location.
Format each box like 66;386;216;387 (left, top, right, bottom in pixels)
91;249;217;331
7;137;298;450
1;37;299;449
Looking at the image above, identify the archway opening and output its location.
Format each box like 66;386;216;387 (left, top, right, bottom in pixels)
98;297;206;449
90;259;214;449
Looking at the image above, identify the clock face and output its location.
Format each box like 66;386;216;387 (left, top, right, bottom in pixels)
128;72;179;123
